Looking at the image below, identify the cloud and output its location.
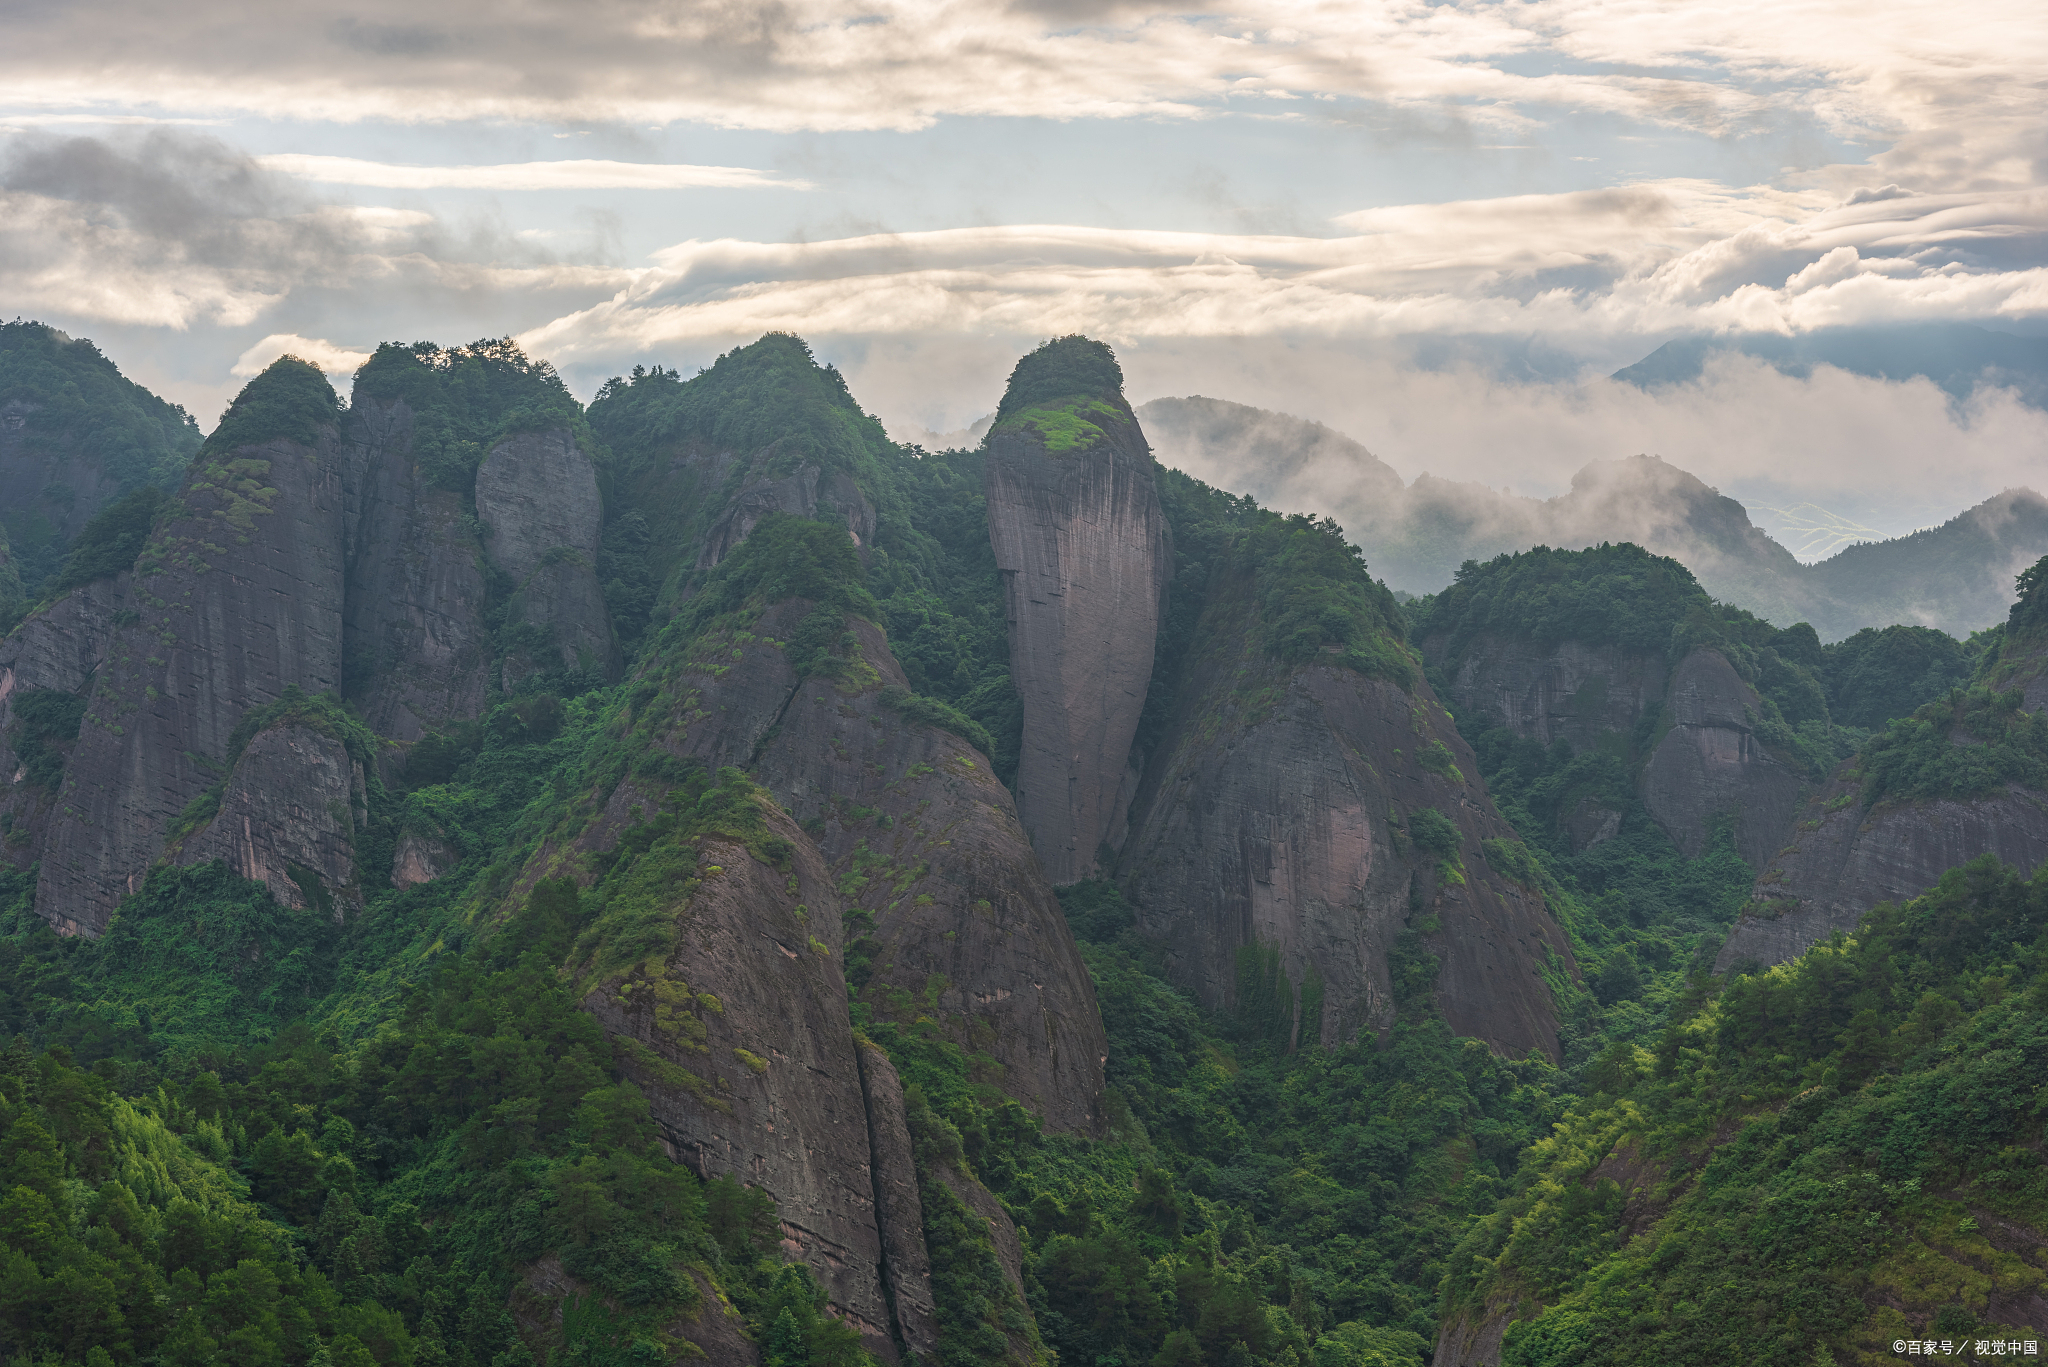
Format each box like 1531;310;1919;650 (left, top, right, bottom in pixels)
0;0;2038;192
255;154;811;192
515;184;2048;374
0;130;633;330
231;333;372;378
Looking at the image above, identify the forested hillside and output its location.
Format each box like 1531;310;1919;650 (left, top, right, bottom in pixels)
1;328;2042;1367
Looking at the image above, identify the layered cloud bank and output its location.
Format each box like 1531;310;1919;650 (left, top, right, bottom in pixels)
3;0;2044;533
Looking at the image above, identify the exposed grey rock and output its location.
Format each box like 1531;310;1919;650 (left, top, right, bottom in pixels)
696;463;877;572
1716;771;2048;971
35;429;349;936
985;401;1170;882
758;617;1108;1135
0;576;132;868
475;428;618;685
1565;798;1623;852
1639;648;1806;868
1432;632;1667;751
856;1043;940;1363
0;576;128;709
578;803;900;1363
391;826;459;888
178;724;366;913
340;398;490;740
1119;576;1574;1058
1433;1301;1516;1367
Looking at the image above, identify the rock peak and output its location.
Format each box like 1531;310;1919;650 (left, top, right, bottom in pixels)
994;334;1127;425
205;354;342;456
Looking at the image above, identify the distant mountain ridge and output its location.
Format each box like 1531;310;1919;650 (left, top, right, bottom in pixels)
1137;394;2048;640
1613;321;2048;408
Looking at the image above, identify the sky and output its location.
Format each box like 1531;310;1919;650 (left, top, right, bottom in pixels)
5;0;2046;543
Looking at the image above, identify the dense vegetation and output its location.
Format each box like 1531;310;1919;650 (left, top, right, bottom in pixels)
0;321;201;598
1821;624;1975;730
992;336;1125;422
1417;544;1710;659
588;336;1021;778
43;486;171;597
1445;856;2048;1366
352;340;588;497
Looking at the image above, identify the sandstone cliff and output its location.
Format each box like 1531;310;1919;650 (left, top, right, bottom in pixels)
339;396;491;740
1717;767;2048;971
1639;647;1806;868
575;795;904;1361
0;576;130;869
174;721;369;915
34;360;351;935
983;338;1170;882
1428;629;1807;870
476;429;618;687
758;616;1108;1135
1431;631;1667;754
1119;561;1575;1058
626;587;1106;1135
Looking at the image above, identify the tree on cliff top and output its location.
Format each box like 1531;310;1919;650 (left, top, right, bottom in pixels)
589;332;887;484
199;354;343;458
352;338;588;492
1417;542;1709;658
994;335;1125;423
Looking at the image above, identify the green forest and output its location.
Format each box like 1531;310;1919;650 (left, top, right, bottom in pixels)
3;333;2045;1367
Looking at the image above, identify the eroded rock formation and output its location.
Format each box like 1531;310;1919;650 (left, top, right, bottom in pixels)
1121;575;1575;1058
1431;632;1667;752
758;617;1108;1135
340;397;491;740
1640;647;1807;868
35;416;350;935
578;804;902;1361
984;363;1169;883
176;723;367;913
476;429;617;686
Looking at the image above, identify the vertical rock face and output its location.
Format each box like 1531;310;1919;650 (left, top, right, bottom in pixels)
649;592;1107;1133
855;1044;940;1363
577;804;901;1362
340;398;490;740
176;724;367;913
475;429;617;685
35;414;350;936
1119;579;1573;1057
1;577;135;872
984;343;1170;883
1716;772;2048;971
1639;648;1806;868
696;463;877;572
757;618;1108;1135
1431;633;1667;751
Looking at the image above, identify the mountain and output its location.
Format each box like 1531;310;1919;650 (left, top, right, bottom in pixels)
1717;562;2048;972
1612;321;2048;409
0;320;200;600
4;329;2044;1367
1137;394;2048;639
